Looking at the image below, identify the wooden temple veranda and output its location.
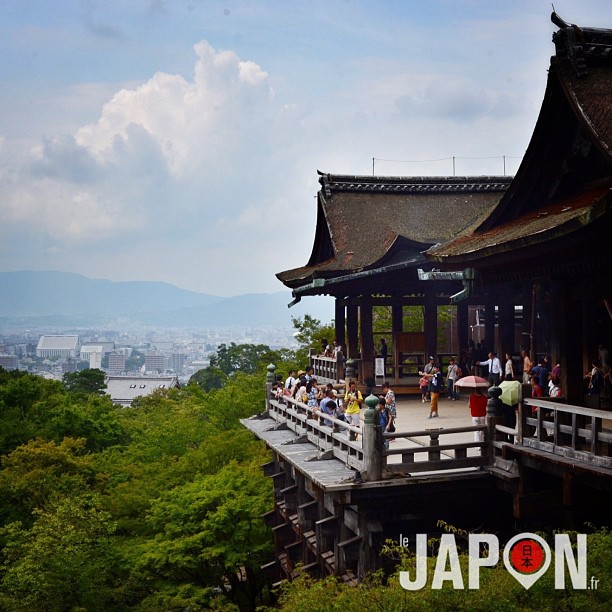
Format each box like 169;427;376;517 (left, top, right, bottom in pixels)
242;385;612;583
242;13;612;586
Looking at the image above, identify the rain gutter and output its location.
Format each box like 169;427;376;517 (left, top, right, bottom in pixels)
287;255;426;307
417;268;477;304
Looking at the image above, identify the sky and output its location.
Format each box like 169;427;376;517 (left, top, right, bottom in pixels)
1;1;612;297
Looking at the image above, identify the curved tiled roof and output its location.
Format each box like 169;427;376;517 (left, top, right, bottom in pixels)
277;13;612;294
561;63;612;157
478;14;612;231
428;188;610;262
276;175;510;288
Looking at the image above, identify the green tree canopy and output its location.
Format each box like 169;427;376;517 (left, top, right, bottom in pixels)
0;437;102;527
62;368;107;395
0;494;119;612
189;365;228;391
0;353;286;609
291;314;336;366
135;460;272;609
210;342;282;376
0;372;66;454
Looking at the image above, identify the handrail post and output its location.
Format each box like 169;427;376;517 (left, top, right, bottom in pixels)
336;350;345;382
345;358;358;382
428;429;441;461
265;363;276;413
362;392;382;481
486;385;504;461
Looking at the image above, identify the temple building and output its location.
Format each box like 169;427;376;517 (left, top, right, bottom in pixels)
428;12;612;406
277;12;612;405
244;13;612;586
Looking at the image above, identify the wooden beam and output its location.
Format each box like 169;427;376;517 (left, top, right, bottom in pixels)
457;301;468;356
360;301;375;384
424;292;437;360
335;298;346;350
513;489;562;520
347;304;359;360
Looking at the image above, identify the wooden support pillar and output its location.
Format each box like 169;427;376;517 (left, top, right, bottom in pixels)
498;300;515;357
562;471;576;529
392;303;403;334
347;303;359;361
521;282;533;353
360;301;375;385
334;503;347;575
335;298;346;351
315;515;337;572
559;283;583;406
583;296;599;372
298;500;319;534
296;472;308;506
530;282;538;360
457;300;469;355
356;509;379;579
424;292;437;361
484;295;496;351
548;280;563;373
392;303;403;377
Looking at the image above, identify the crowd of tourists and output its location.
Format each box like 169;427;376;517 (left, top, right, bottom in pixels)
271;367;397;442
270;341;610;448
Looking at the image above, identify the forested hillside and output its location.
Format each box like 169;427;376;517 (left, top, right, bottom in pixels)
0;365;275;610
1;323;610;611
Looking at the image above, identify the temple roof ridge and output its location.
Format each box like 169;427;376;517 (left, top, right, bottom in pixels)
552;11;612;77
317;172;512;195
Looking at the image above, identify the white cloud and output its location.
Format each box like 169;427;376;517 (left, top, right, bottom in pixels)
238;60;269;86
4;0;608;294
75;40;275;180
0;38;313;292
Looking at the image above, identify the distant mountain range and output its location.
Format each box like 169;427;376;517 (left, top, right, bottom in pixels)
0;271;334;328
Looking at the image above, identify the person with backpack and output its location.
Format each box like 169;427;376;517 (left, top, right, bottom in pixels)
419;374;430;403
426;366;444;418
344;380;363;439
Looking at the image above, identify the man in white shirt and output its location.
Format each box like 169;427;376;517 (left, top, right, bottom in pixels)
285;370;297;393
477;351;502;386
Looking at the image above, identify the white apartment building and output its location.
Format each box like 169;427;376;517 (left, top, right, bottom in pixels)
36;335;80;359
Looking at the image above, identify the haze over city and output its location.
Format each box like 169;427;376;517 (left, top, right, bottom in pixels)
1;1;612;297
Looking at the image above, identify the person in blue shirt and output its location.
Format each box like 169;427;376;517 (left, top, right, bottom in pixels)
377;397;391;449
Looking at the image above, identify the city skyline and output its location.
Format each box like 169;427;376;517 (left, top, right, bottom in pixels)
1;1;611;296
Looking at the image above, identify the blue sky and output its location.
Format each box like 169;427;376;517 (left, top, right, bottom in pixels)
1;1;611;297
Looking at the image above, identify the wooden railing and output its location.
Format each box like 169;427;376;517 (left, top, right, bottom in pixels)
265;389;488;480
309;349;345;383
382;426;487;474
266;395;365;471
520;398;612;469
260;375;612;485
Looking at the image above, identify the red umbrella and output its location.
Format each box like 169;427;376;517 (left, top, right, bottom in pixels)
454;375;490;389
